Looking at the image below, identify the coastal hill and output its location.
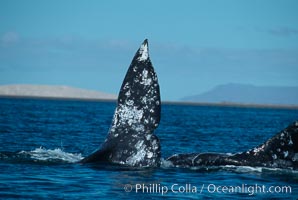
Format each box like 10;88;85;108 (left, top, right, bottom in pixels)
1;83;298;107
0;84;117;100
182;83;298;106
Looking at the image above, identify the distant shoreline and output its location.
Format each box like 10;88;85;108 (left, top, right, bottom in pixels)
1;95;298;110
163;101;298;110
0;94;117;103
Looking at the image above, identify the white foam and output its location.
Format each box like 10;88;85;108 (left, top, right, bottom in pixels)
231;165;263;173
19;147;84;163
160;159;174;168
215;165;298;174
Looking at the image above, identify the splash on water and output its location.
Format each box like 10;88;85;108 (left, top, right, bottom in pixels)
0;147;84;164
19;147;84;163
160;159;298;175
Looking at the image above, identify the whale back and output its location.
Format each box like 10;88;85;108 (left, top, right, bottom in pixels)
233;121;298;168
167;121;298;169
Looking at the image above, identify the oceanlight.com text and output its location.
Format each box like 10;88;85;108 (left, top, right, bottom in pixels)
123;183;292;196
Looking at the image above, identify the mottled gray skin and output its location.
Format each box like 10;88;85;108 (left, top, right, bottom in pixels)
81;39;298;170
167;121;298;170
81;39;161;167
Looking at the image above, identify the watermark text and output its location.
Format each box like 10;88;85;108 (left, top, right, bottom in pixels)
123;183;292;196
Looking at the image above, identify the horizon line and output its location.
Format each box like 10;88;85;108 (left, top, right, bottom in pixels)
1;95;298;110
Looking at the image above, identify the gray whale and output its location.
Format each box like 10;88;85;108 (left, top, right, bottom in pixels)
82;39;298;170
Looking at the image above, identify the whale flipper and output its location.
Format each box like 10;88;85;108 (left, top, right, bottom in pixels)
167;121;298;169
81;39;161;167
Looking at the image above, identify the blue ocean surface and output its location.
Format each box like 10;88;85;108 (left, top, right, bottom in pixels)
0;97;298;199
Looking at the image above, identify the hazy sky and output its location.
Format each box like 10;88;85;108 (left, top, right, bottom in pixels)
0;0;298;100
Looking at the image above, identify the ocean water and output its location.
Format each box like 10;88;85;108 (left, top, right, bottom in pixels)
0;97;298;199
